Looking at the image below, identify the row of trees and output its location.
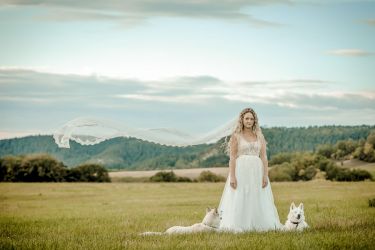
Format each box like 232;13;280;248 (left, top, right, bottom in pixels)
1;126;374;170
316;130;375;162
0;154;110;182
131;157;373;182
269;151;372;182
147;170;225;182
267;131;375;182
2;130;374;183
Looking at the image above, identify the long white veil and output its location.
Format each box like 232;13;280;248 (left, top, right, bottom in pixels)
53;116;238;148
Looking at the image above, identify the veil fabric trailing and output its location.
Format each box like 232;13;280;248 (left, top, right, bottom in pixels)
53;116;239;149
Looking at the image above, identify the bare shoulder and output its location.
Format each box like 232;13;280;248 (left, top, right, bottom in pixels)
258;132;266;142
230;133;239;143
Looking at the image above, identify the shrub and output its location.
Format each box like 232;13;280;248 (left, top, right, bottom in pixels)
316;144;335;158
334;140;357;158
149;171;193;182
304;165;317;180
0;154;109;182
347;169;373;181
316;157;335;172
0;154;67;182
366;130;375;148
269;152;294;165
149;171;178;182
369;198;375;207
21;154;67;182
65;167;83;182
287;152;319;181
176;176;193;182
72;164;111;182
326;165;373;181
349;132;375;163
269;162;295;182
0;155;23;181
197;170;225;182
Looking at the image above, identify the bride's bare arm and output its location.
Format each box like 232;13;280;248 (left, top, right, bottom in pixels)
229;134;238;178
260;134;269;177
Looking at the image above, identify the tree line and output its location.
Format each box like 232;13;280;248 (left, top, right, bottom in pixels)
268;151;372;182
0;125;373;170
148;170;226;182
0;154;110;182
268;130;375;182
1;130;374;182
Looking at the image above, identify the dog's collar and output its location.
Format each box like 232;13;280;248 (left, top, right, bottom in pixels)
290;220;300;228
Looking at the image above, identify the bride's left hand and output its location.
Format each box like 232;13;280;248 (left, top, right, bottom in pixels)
262;175;268;188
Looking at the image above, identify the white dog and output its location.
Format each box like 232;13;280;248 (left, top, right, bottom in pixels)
283;202;309;231
140;207;221;236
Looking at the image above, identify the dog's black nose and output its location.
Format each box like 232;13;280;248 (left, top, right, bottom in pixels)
297;214;301;219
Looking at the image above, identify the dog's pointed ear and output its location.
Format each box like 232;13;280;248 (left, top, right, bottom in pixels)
298;203;304;210
206;207;211;213
214;207;218;213
290;202;296;210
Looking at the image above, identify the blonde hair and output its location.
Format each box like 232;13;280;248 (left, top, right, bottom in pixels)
222;107;267;156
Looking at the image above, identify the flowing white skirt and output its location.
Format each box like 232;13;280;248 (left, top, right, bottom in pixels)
217;155;283;233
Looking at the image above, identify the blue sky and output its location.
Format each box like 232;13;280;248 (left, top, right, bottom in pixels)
0;0;374;139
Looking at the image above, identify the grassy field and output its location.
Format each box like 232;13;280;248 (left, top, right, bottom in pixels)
1;180;375;249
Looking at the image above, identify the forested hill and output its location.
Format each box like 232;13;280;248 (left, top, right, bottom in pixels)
0;125;374;170
264;125;374;152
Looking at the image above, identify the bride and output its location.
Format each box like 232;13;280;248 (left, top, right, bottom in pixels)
217;107;283;233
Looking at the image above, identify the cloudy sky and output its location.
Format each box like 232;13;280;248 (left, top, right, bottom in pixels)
0;0;374;139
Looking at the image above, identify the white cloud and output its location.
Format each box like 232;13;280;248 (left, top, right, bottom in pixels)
0;67;374;137
327;49;373;57
1;68;373;112
114;94;215;104
0;0;289;27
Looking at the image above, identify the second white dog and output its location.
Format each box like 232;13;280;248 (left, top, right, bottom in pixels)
140;207;221;235
283;202;309;231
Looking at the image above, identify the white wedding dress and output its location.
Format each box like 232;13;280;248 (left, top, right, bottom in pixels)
217;133;283;233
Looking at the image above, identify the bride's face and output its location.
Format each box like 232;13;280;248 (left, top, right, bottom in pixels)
242;112;255;129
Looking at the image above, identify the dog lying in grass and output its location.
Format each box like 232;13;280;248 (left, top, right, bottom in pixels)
140;207;221;235
283;202;309;231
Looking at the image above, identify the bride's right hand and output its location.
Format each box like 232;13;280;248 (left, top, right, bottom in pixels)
230;176;237;189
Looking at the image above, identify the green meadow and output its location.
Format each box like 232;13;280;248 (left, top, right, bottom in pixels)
1;180;375;249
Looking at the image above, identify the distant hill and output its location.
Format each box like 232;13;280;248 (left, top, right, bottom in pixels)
0;125;374;170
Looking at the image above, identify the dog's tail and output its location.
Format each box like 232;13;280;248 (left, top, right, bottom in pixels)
139;231;164;236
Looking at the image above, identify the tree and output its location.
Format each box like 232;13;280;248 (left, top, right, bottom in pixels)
316;144;335;158
197;170;225;182
149;171;178;182
19;154;67;182
73;164;111;182
0;154;67;182
367;130;375;147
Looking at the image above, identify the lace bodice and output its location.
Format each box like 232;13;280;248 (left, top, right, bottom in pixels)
236;133;261;157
